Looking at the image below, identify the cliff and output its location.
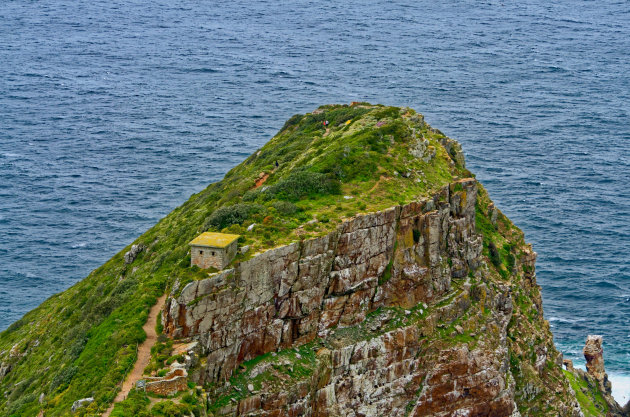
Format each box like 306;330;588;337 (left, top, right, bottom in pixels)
0;104;624;416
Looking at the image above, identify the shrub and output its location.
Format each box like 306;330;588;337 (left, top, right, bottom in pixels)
262;170;340;201
242;189;259;201
488;241;502;268
7;393;37;416
110;277;138;298
272;201;298;215
280;114;302;132
205;204;264;230
151;400;193;417
181;393;198;405
111;390;150;417
68;336;87;361
49;365;78;393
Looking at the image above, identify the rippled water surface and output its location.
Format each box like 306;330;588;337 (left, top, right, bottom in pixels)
1;0;629;402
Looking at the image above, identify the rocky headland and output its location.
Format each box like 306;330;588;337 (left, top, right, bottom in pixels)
0;104;625;416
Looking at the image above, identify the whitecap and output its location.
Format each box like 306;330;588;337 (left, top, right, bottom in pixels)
548;316;580;324
609;373;630;406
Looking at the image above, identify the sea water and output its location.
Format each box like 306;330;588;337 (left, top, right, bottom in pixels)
1;0;629;404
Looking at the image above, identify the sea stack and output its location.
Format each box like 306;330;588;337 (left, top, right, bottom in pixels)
584;335;612;396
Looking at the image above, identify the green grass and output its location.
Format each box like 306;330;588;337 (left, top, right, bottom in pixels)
563;370;609;416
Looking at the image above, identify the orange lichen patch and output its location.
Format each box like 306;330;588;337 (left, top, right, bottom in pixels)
189;232;240;248
254;172;269;188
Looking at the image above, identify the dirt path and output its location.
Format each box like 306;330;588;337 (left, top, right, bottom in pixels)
103;294;166;417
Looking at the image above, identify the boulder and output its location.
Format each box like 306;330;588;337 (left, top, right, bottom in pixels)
71;397;93;412
0;362;10;381
124;244;146;264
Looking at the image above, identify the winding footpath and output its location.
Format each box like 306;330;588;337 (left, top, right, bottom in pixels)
102;294;166;417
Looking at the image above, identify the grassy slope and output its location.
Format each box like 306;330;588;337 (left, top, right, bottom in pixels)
0;104;466;417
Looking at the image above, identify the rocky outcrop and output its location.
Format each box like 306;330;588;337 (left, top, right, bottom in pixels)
2;104;619;417
584;335;609;394
164;179;480;380
71;397;94;412
162;179;533;414
0;362;10;382
124;244;146;264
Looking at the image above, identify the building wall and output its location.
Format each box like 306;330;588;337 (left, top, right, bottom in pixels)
191;246;225;269
225;240;238;265
191;241;238;269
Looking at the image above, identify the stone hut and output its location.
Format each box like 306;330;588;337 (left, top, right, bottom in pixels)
189;232;239;270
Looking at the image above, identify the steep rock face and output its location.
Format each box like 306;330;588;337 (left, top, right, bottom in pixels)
163;179;532;415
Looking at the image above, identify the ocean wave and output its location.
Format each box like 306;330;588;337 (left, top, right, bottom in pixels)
609;373;630;406
548;316;584;324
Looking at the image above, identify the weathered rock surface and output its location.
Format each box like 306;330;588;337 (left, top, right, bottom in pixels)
584;335;609;393
0;362;10;382
124;243;146;264
165;180;479;381
71;397;94;412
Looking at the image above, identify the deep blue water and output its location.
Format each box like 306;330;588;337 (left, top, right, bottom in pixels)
1;0;629;403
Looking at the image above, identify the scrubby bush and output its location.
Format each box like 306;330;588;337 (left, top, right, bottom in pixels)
49;365;78;393
280;114;302;132
488;241;502;268
111;390;150;417
181;393;199;405
262;170;340;201
205;203;264;230
151;400;194;417
6;393;37;416
271;201;298;215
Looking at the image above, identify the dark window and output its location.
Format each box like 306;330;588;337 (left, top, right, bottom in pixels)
212;251;215;256
199;250;203;255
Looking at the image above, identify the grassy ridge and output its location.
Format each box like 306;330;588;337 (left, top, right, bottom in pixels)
0;104;468;416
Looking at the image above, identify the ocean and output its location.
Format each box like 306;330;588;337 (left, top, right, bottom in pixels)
1;0;629;404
